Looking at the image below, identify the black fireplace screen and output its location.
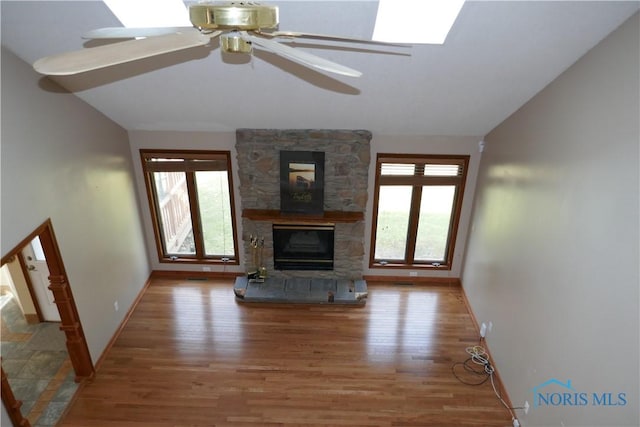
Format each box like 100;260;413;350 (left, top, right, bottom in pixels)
272;224;334;270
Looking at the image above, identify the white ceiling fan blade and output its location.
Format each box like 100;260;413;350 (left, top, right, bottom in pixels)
83;27;196;39
256;30;410;47
33;31;220;76
241;32;362;78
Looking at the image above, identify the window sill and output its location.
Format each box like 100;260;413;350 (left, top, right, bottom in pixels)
370;262;451;270
160;257;238;265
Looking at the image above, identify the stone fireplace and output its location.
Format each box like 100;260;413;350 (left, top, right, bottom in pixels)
236;129;371;280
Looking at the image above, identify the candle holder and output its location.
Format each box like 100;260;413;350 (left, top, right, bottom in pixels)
248;235;266;280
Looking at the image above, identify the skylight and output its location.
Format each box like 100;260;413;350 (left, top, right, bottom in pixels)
103;0;191;27
372;0;465;44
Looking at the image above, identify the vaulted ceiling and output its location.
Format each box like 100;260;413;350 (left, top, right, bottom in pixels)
2;1;638;136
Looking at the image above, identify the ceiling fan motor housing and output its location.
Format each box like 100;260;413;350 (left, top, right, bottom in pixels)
189;3;279;30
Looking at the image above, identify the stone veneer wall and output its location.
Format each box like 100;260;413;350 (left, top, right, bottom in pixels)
236;129;372;280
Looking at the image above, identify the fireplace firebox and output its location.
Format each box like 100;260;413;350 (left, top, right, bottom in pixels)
273;224;335;270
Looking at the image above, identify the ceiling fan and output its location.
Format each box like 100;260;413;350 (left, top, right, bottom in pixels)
33;2;407;78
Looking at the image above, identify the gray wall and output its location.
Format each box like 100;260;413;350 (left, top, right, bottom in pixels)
462;13;639;427
1;48;150;363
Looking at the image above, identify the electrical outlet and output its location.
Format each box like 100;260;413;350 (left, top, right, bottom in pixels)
409;271;418;277
114;300;119;312
480;322;487;337
524;400;530;414
202;266;212;272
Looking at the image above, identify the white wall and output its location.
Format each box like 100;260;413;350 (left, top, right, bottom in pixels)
462;13;639;427
2;260;37;318
1;48;150;362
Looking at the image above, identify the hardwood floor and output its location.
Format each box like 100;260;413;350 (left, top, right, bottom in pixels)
60;279;513;427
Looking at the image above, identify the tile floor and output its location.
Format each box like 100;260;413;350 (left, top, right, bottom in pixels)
1;294;78;427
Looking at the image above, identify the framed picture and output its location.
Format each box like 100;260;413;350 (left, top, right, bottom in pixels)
280;151;325;214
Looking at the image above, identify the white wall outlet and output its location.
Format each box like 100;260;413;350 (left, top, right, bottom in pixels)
480;322;487;337
202;266;212;272
114;300;119;312
409;271;418;277
524;400;530;414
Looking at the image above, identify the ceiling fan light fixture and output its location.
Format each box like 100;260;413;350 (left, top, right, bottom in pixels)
220;32;253;53
373;0;465;44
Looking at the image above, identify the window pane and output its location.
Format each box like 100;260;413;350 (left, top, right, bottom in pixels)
381;163;415;175
374;185;412;260
195;171;235;256
414;186;455;262
153;171;194;255
423;164;460;176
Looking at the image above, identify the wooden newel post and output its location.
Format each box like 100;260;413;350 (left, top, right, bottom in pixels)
1;364;32;426
47;274;94;379
39;223;95;380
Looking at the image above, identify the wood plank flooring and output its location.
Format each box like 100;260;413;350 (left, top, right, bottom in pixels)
60;279;513;427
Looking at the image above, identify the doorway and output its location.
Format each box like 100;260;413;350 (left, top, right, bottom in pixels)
17;235;60;322
1;219;94;426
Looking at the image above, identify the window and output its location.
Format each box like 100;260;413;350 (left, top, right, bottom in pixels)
370;154;469;270
140;150;239;264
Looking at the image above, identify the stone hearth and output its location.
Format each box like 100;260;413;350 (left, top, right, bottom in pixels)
236;129;371;280
234;277;368;305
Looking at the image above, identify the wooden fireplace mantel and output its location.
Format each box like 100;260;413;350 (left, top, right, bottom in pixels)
242;209;364;223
